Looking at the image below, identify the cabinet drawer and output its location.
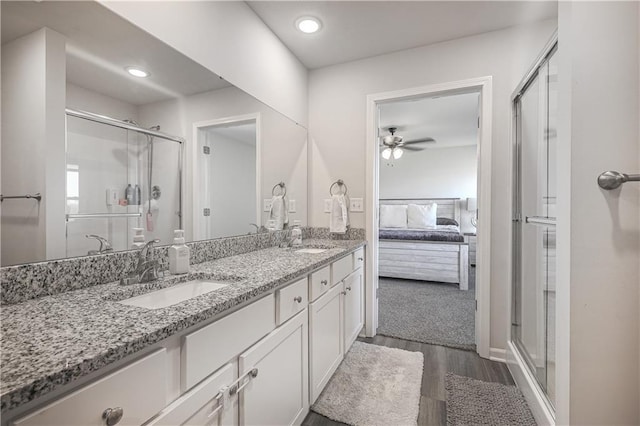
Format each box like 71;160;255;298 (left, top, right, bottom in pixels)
13;350;167;426
309;265;331;301
276;277;308;326
182;295;275;391
353;248;364;271
332;255;353;285
145;362;238;426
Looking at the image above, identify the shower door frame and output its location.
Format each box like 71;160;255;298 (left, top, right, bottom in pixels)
64;108;185;254
506;32;558;426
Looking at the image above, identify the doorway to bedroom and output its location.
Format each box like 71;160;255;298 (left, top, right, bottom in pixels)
375;90;480;351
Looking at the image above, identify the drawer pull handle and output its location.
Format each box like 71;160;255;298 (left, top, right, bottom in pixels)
206;391;226;419
346;286;352;291
321;279;328;286
294;296;303;303
230;368;259;396
102;407;124;426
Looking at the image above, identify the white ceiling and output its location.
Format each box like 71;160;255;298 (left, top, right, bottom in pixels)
247;1;558;69
378;91;479;149
1;1;230;106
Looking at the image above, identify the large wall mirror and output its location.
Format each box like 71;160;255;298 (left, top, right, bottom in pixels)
0;1;308;266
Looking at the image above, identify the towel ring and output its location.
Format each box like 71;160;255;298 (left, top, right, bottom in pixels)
329;179;348;196
272;182;286;197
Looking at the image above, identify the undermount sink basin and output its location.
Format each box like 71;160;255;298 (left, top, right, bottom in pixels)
119;280;229;309
295;248;328;254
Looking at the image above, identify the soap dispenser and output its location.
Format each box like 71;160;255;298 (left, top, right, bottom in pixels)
169;229;190;274
291;225;302;247
131;227;145;249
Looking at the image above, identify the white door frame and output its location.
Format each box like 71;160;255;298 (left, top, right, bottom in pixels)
191;113;261;240
365;77;493;358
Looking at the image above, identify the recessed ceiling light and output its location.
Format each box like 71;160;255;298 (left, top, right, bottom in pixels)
126;67;149;78
296;16;321;34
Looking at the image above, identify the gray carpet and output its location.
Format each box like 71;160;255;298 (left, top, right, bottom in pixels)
445;373;537;425
378;270;476;350
311;341;423;426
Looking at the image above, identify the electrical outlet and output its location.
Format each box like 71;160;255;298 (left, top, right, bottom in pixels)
324;199;332;213
288;199;296;213
263;199;272;212
350;198;364;212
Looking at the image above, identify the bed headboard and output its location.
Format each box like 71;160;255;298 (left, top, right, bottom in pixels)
379;198;461;224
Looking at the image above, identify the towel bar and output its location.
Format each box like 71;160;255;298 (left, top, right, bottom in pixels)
0;193;41;202
598;171;640;190
329;179;348;196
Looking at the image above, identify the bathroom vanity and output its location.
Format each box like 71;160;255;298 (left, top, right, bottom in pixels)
0;239;365;426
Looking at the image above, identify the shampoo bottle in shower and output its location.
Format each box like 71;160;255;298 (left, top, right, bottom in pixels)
125;184;133;205
169;230;190;274
133;184;141;205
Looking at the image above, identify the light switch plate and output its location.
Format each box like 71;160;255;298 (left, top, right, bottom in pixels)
288;199;296;213
106;188;118;206
324;199;332;213
350;198;364;212
263;199;272;212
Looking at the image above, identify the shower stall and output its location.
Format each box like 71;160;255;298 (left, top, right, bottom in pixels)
510;36;558;418
65;109;183;257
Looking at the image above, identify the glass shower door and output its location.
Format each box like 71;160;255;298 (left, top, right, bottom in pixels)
512;45;557;409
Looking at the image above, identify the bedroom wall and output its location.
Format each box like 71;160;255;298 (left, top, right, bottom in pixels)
379;145;477;233
308;18;558;354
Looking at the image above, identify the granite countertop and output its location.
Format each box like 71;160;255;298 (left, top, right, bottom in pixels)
0;239;365;413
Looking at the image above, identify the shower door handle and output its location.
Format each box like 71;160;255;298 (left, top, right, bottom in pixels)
525;216;556;227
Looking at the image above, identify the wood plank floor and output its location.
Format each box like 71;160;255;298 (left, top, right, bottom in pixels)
302;335;514;426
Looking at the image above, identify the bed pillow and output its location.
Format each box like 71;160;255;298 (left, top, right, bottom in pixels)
437;217;459;226
407;203;437;229
379;204;408;228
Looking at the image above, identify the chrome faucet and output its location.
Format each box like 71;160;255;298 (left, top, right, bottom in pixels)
249;223;268;234
120;239;162;285
86;234;113;255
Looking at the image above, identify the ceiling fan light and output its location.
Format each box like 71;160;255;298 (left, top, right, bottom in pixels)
381;148;392;160
393;147;403;159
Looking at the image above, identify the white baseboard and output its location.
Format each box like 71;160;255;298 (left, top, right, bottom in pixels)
506;341;555;426
489;347;507;363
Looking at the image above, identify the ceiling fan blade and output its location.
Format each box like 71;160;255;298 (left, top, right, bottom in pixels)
403;137;436;145
403;146;426;151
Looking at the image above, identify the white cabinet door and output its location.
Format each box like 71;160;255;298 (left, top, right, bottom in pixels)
343;269;364;352
309;283;344;404
239;310;309;426
144;362;238;426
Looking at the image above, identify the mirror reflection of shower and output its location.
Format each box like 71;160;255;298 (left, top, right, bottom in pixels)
65;110;183;258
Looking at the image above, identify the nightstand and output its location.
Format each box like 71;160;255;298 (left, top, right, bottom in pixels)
464;233;477;266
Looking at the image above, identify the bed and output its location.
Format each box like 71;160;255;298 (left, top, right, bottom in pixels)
378;198;469;290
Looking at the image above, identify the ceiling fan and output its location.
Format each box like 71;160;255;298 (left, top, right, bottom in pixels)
379;127;435;160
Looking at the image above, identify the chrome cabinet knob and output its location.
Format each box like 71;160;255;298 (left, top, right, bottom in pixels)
102;407;124;426
358;257;363;261
341;291;347;295
321;279;328;286
294;296;302;303
346;286;352;291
